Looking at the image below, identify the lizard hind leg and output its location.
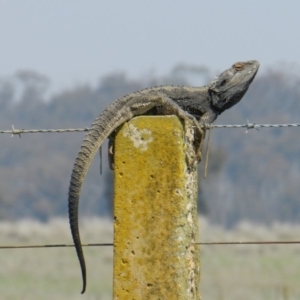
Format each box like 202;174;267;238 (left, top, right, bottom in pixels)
183;118;204;163
108;133;116;170
194;128;205;162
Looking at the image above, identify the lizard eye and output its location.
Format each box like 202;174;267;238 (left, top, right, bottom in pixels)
234;63;243;71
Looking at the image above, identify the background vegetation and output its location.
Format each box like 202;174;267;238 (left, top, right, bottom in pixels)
0;218;299;299
0;64;300;298
0;63;299;227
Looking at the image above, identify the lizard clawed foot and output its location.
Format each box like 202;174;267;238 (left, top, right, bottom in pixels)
187;116;205;163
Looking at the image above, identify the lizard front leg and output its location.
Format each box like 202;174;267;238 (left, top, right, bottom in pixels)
109;92;205;167
147;92;204;162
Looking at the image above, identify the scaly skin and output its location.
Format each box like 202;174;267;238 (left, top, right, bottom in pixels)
68;60;259;293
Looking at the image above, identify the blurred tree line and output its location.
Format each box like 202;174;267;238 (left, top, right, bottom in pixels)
0;63;299;227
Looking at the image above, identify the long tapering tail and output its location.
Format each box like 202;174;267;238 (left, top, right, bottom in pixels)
68;104;133;293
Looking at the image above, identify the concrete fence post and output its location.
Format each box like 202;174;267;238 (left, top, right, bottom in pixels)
113;116;201;300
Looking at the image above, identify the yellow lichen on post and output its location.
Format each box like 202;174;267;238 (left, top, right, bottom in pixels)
113;116;201;300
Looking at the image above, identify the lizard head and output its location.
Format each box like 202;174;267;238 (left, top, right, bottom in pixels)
208;60;259;112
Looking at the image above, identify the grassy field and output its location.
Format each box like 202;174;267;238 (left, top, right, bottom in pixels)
0;217;299;299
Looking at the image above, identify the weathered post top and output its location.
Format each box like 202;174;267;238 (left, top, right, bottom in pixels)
113;116;201;300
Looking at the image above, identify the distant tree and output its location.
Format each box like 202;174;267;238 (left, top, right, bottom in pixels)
15;70;50;103
0;79;15;110
2;63;299;226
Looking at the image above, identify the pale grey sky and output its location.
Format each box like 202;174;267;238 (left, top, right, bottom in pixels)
1;1;300;93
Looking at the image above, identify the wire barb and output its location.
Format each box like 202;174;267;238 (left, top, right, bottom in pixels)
245;119;259;133
11;125;22;138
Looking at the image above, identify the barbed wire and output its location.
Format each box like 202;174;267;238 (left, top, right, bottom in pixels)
0;121;299;251
1;122;300;137
1;240;300;250
1;125;90;136
207;121;300;130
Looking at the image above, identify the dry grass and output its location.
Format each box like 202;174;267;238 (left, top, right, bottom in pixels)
0;217;300;299
199;219;300;299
